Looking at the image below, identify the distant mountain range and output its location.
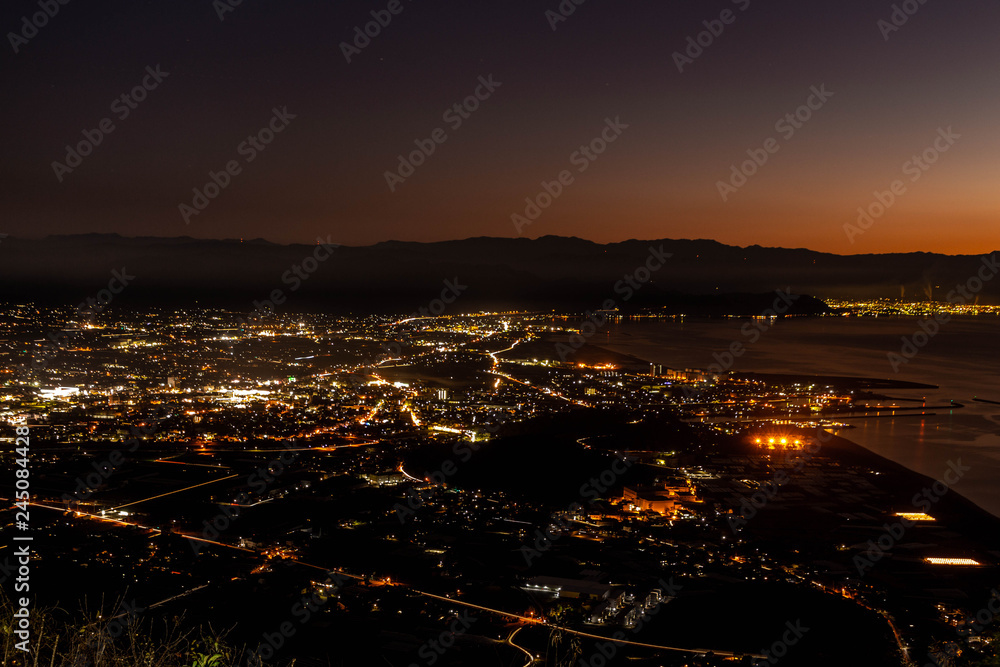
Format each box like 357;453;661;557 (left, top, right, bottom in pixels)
0;234;996;315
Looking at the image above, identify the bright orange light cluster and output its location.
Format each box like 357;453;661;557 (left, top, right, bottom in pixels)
753;435;803;450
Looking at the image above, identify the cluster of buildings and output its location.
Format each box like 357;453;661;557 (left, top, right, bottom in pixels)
2;304;996;664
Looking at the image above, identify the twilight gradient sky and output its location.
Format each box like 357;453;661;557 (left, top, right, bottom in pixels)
2;0;999;254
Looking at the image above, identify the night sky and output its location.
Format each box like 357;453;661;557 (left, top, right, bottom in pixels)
3;0;998;254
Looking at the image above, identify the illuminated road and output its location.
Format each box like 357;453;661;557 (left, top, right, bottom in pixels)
800;576;913;665
486;339;592;407
115;584;210;619
404;404;421;427
358;398;385;425
175;532;257;553
28;504;755;660
27;500;260;555
393;587;760;659
398;464;423;483
110;473;240;511
506;627;536;666
152;457;230;469
490;368;591;408
242;443;372;452
27;500;163;534
487;341;520;366
15;499;761;660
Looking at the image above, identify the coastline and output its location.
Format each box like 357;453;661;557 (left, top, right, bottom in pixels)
815;429;1000;532
631;354;1000;522
535;326;1000;522
587;323;1000;522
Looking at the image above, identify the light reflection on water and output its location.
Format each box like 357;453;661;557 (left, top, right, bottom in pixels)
601;315;1000;517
